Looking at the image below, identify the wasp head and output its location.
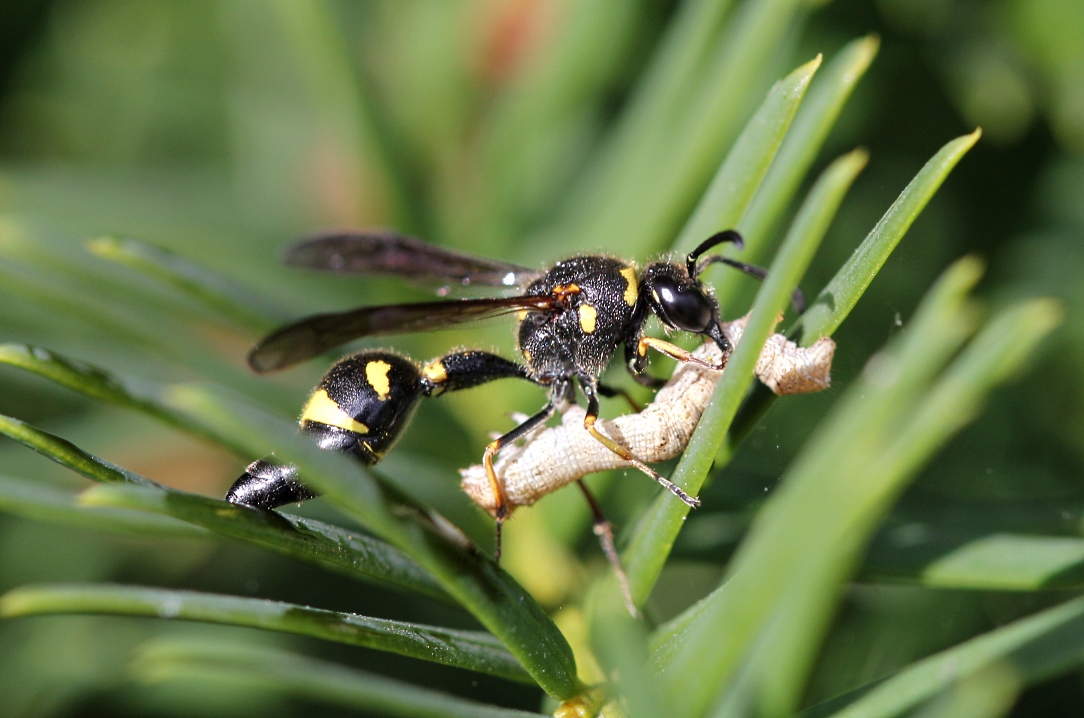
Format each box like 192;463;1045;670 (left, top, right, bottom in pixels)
640;230;744;354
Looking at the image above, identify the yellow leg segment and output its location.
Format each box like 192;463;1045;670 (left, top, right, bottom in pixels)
638;335;729;372
583;413;699;508
483;440;509;563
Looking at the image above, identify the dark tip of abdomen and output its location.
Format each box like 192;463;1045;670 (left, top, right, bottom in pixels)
225;458;318;511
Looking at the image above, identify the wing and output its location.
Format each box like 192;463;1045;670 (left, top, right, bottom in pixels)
248;295;556;372
284;230;543;290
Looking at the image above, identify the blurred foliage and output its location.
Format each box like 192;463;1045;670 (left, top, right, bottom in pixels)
0;0;1080;716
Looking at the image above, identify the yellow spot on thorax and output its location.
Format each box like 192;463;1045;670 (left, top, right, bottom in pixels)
620;266;639;306
365;360;392;400
301;389;369;435
422;360;448;384
578;303;598;334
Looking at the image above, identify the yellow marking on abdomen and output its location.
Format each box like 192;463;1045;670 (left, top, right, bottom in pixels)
579;303;598;334
422;360;448;384
301;389;369;435
365;360;393;400
620;266;638;306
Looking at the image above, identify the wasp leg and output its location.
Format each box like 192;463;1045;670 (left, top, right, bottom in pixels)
575;479;637;617
597;382;643;413
636;335;730;372
484;399;558;562
629;371;667;389
624;324;728;386
623;338;668;388
578;377;700;509
420;350;550;563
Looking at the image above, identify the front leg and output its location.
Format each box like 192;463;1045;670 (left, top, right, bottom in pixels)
624;329;666;388
636;335;730;373
624;331;732;386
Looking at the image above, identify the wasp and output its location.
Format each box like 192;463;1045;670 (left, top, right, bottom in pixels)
461;313;836;515
227;229;793;560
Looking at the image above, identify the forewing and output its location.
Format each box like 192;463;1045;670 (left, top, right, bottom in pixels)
248;296;555;372
284;230;542;289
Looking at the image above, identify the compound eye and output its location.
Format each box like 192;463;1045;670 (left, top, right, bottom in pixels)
652;277;714;333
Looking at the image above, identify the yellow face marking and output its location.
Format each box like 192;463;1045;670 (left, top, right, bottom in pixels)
422;360;448;384
578;303;598;334
301;389;369;435
365;360;392;400
620;266;638;307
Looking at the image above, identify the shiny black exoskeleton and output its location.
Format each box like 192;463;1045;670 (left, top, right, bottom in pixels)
231;229;794;558
227;348;528;510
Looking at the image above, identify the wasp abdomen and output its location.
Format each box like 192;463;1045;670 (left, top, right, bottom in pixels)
300;351;427;463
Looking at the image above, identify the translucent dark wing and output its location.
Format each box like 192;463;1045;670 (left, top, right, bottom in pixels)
284;230;543;289
248;295;555;372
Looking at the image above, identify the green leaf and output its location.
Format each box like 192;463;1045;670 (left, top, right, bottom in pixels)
0;474;202;538
84;483;453;604
166;387;582;699
85;235;284;331
623;148;868;608
133;638;547;718
0;345;251;456
793;129;983;343
0;413;450;603
2;584;531;684
551;0;811;258
654;265;1061;718
736;302;1060;718
652;258;986;716
679;509;1084;592
586;580;668;718
805;595;1084;718
722;129;983;472
0;352;581;697
674;55;823;253
269;0;425;233
0;412;156;487
862;530;1084;590
717;35;879;307
479;0;643;244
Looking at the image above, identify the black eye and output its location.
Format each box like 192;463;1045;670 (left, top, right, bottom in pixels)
651;277;714;332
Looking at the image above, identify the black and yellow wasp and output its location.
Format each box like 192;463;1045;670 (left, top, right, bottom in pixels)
227;229;782;558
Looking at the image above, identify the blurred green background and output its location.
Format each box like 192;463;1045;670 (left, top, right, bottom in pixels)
0;0;1081;716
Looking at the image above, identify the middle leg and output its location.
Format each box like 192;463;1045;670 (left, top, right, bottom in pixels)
578;376;700;508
